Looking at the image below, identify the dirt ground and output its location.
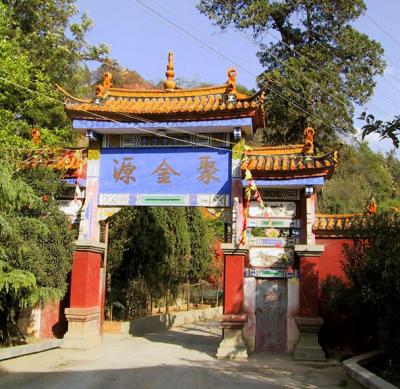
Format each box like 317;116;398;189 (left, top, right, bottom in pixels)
0;321;346;388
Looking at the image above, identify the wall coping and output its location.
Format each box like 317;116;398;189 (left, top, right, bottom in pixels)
0;339;63;361
294;244;325;257
221;243;249;256
74;240;106;254
343;350;398;389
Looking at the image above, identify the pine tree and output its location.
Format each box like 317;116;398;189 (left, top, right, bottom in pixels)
198;0;384;146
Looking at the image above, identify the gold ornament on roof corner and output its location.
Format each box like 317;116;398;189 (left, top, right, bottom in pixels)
31;128;41;145
225;67;237;94
95;72;113;97
303;127;315;155
164;51;176;90
366;199;377;214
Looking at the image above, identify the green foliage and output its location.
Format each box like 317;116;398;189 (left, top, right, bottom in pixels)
319;142;400;213
186;208;213;282
198;0;385;146
349;210;400;360
0;0;109;148
321;210;400;360
360;112;400;149
107;207;214;319
0;161;74;345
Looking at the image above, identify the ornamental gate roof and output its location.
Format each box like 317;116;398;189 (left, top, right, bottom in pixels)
56;52;265;130
241;127;339;180
313;200;377;236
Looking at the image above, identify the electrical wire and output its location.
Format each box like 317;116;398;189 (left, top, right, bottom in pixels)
0;75;234;153
214;0;397;118
130;0;352;135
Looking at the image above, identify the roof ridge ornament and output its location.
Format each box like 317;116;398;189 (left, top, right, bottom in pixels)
226;67;237;95
95;72;113;98
164;51;176;90
365;198;377;214
303;127;315;155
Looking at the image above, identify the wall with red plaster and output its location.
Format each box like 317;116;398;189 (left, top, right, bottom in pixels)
316;237;354;282
39;300;68;338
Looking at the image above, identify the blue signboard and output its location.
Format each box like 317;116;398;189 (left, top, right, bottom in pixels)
98;147;231;207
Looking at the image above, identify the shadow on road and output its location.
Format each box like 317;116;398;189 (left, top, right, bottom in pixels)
142;321;221;357
0;362;341;389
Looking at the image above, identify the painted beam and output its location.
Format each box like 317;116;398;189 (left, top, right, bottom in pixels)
242;177;324;188
72;118;253;135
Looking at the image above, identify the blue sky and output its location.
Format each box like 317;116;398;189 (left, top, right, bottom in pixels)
76;0;400;155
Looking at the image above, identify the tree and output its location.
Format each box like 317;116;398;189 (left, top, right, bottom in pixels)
186;208;213;283
0;161;74;345
2;0;109;92
197;0;385;146
322;210;400;369
360;113;400;149
106;206;217;318
319;142;400;213
0;1;109;148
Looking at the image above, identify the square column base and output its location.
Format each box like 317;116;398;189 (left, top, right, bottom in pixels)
293;317;326;361
62;306;101;349
217;314;248;360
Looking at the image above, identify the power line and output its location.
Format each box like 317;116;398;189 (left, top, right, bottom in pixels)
130;0;352;135
364;12;400;51
215;0;396;119
0;74;234;153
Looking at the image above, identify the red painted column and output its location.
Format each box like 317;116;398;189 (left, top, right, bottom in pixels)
298;256;320;317
63;240;106;349
224;253;245;315
217;244;249;360
70;250;102;308
293;245;326;361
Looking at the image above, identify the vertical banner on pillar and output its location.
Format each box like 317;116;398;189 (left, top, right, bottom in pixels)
98;147;232;207
82;159;100;241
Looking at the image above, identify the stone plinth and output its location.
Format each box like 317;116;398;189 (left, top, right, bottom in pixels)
293;317;326;361
217;314;248;360
62;306;101;349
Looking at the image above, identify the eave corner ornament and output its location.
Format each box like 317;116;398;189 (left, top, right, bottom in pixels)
95;72;113;98
226;67;237;95
303;127;315;155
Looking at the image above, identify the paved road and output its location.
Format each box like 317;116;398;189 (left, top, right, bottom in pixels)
0;321;346;388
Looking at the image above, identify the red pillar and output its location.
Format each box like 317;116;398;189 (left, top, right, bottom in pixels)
298;256;320;317
217;244;248;360
293;245;326;361
70;250;101;308
63;240;106;349
224;253;244;315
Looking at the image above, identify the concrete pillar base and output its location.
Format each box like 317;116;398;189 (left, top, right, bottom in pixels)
62;306;101;349
293;317;326;361
217;314;248;360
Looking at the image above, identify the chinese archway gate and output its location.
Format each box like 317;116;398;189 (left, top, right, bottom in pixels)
57;52;338;361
